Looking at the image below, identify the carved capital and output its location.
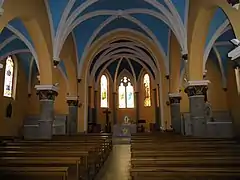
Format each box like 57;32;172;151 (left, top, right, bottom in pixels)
35;85;58;101
169;93;181;104
67;100;79;106
184;85;208;97
184;80;209;97
36;90;58;100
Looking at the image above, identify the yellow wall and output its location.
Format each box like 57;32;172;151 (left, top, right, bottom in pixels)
180;58;229;113
226;61;240;136
53;69;68;115
27;73;40;115
27;69;68;115
206;59;228;111
0;58;28;136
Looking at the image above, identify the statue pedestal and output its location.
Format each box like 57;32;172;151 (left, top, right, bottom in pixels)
113;124;137;137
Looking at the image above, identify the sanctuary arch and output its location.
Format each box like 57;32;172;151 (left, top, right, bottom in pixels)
80;32;168;132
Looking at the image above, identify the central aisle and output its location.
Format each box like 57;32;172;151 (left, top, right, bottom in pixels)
95;144;131;180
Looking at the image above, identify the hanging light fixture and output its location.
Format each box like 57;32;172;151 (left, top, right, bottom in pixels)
227;0;240;10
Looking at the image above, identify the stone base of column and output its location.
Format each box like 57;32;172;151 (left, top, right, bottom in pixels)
38;120;53;139
191;117;207;137
169;93;181;133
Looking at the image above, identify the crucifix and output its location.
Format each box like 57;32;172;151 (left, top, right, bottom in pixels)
103;108;111;133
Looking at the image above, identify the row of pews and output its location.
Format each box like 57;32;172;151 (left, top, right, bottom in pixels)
130;133;240;180
0;133;112;180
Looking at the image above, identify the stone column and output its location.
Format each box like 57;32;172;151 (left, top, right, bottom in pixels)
88;86;92;123
157;84;162;128
112;92;117;124
66;96;78;135
184;80;210;137
35;85;58;139
135;92;139;123
153;88;160;126
93;90;98;124
169;93;181;133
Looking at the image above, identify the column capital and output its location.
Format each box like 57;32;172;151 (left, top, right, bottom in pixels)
66;96;78;106
168;93;181;104
184;80;210;97
35;85;58;100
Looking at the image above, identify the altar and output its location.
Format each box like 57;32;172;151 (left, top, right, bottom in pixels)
113;116;137;137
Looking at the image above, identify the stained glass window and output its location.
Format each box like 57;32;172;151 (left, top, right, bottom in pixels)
118;76;134;108
119;83;126;108
3;56;14;98
100;75;108;107
143;73;151;106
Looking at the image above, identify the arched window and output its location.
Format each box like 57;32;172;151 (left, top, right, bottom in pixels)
3;56;14;98
118;76;134;108
143;73;151;106
100;75;108;107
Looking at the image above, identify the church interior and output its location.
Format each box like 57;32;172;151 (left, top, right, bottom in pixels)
0;0;240;179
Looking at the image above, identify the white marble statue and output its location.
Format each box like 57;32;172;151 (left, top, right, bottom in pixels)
124;116;130;124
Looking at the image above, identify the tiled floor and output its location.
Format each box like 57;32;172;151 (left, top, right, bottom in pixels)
95;144;131;180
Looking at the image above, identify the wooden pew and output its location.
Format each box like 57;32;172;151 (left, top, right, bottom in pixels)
0;166;69;180
0;157;82;180
0;134;112;180
130;167;240;180
1;140;110;169
130;134;240;179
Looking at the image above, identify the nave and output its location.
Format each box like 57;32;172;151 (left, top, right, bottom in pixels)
0;133;240;180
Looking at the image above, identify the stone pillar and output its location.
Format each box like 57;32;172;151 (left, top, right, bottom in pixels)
66;96;78;135
153;88;160;126
112;92;117;124
169;93;181;133
93;90;98;124
35;85;58;139
184;80;210;137
88;86;92;123
135;92;139;123
157;84;161;128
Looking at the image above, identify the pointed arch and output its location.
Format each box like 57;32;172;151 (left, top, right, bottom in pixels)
143;73;151;107
100;74;108;108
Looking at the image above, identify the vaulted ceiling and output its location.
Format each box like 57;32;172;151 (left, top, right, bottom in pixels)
0;0;236;88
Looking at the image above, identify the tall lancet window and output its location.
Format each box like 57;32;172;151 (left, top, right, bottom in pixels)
3;56;14;98
118;76;134;108
143;73;151;106
100;75;108;107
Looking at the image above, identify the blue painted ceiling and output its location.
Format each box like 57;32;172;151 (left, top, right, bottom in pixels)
205;7;236;80
0;1;237;86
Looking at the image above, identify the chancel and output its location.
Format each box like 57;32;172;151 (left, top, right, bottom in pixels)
0;0;240;179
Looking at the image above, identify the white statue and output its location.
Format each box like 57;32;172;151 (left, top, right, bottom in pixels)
124;116;130;124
